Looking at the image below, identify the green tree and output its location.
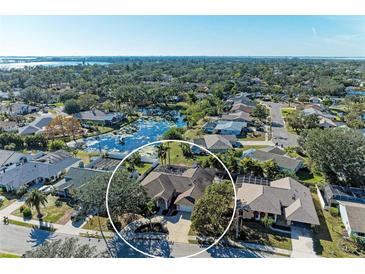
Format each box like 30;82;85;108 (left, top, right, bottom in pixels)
25;189;48;218
299;128;365;186
262;159;280;180
251;104;269;122
238;157;263;176
191;181;233;237
77;170;148;256
64;99;81;114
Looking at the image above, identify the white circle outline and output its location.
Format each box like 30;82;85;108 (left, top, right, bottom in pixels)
105;139;237;258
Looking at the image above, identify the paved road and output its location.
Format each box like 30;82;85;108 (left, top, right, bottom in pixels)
0;223;280;258
265;102;299;147
290;225;318;258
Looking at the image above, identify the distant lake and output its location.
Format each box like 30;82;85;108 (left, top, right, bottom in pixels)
0;61;110;69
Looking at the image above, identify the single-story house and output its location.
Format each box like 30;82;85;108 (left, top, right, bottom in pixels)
228;93;256;107
213;120;247;136
18;115;53;135
241;148;303;173
319;117;337;129
0;150;80;191
74;110;124;126
236;177;320;230
202;121;218;133
54;167;105;197
0;149;31;167
0;121;18;132
0;102;38;116
321;184;365;209
230;103;254;114
140;166;215;212
192;134;238;154
221;111;253;124
303;107;336;119
339;201;365;238
309;97;322;104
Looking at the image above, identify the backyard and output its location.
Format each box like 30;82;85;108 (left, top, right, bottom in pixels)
135;162;153;175
312;193;365;258
12;195;74;224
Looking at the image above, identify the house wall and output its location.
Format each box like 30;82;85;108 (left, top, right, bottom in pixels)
316;185;328;210
339;204;352;236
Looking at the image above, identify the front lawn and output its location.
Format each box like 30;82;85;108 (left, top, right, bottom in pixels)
0;193;16;210
12;195;74;224
239;145;268;152
0;253;20;258
238;133;265;141
312;194;365;258
281;107;296;118
237;220;292;251
7;219;56;231
82;216;113;232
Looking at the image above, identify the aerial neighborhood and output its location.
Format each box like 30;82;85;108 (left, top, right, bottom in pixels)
0;56;365;258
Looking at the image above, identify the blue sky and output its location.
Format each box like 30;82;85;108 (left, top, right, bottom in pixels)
0;16;364;56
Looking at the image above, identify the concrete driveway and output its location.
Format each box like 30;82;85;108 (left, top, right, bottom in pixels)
291;225;318;258
165;212;191;244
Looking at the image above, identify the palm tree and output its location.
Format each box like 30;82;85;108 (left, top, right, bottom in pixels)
25;189;48;218
157;144;167;166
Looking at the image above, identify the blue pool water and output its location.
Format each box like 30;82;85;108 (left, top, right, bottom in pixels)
85;114;186;153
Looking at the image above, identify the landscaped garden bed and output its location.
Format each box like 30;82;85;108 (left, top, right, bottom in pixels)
12;195;74;224
237;220;292;250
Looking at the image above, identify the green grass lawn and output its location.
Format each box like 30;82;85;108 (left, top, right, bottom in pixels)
281;107;296;118
50;102;64;107
237;220;292;251
0;253;20;258
7;219;56;231
297;168;325;186
167;142;195;166
238;134;265;141
0;196;15;210
82;216;113;232
135;163;152;175
75;150;100;164
96;126;114;134
312;194;365;258
239;145;268;152
12;195;74;224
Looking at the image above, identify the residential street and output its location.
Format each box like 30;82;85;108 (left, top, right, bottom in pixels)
265;102;299;147
0;222;281;258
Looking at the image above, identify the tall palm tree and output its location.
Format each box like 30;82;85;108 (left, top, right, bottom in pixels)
25;189;48;218
157;144;167;166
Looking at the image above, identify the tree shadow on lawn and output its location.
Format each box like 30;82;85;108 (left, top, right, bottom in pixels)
27;227;55;247
312;197;333;255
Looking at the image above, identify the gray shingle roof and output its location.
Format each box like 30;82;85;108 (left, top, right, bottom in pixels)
141;167;215;207
244;149;303;171
341;201;365;234
54;167;105;191
236;177;319;225
193;134;236;150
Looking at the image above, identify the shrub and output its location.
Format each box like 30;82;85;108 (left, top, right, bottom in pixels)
19;204;27;213
54;199;63;207
330;207;339;217
23;207;32;219
16;186;27;198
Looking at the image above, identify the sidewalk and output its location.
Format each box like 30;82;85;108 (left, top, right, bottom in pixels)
227;238;292;257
